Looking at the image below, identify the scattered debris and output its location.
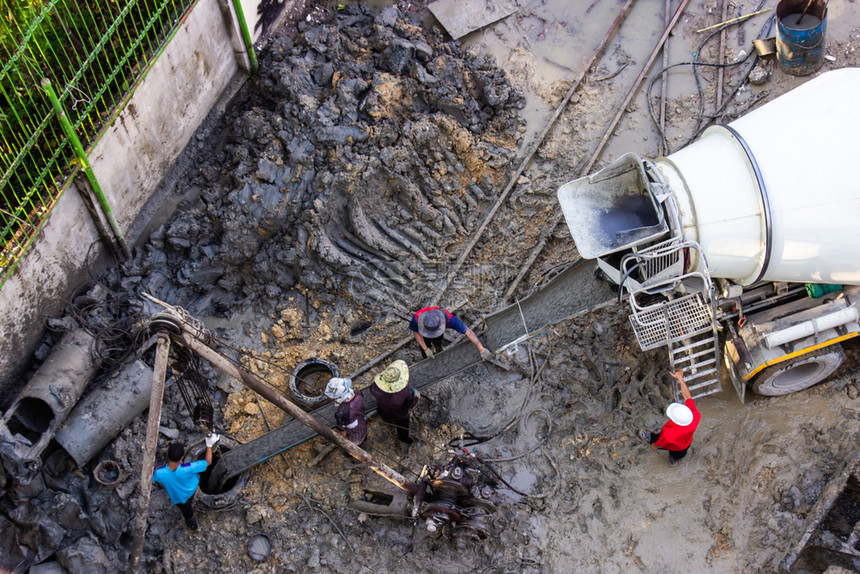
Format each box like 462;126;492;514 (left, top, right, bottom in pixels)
428;0;518;40
748;63;770;84
2;1;860;573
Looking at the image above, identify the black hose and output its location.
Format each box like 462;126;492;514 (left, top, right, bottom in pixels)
647;3;776;154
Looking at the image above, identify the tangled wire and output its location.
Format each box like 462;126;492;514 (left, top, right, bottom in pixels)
647;0;776;154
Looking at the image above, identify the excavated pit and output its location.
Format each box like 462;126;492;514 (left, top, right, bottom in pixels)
191;441;250;511
3;1;860;573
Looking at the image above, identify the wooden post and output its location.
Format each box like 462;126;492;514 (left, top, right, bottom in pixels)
716;0;729;110
129;334;171;573
179;333;417;495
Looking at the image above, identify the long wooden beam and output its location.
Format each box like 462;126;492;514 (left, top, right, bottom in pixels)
659;0;672;156
179;331;417;495
505;0;692;302
582;0;692;175
433;0;638;304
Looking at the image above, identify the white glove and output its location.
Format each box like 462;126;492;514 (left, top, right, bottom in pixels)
205;433;221;448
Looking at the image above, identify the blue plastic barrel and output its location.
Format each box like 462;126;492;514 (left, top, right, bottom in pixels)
776;0;827;76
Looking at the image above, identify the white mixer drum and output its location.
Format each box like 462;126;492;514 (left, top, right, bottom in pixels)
657;68;860;286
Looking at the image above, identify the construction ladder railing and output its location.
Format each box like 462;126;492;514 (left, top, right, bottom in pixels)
621;240;722;400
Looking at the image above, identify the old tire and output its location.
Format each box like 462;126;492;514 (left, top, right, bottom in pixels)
288;357;339;407
751;346;844;396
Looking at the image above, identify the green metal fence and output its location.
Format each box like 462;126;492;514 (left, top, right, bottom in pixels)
0;0;196;287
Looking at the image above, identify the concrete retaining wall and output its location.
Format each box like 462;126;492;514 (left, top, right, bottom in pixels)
89;1;242;232
0;0;301;399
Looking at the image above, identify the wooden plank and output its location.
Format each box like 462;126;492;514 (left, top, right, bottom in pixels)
129;334;170;573
438;0;637;305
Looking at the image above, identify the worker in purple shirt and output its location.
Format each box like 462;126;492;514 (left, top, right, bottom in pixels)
152;433;220;531
324;377;367;447
370;360;419;451
410;306;493;361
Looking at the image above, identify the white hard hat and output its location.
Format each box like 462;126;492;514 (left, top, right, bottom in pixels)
666;403;693;426
324;377;354;404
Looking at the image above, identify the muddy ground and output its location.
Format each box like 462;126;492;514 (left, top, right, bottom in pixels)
3;0;860;572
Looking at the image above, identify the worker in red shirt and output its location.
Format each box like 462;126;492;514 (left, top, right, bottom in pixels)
640;369;701;464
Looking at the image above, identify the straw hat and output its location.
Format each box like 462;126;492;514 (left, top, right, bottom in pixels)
417;309;446;339
374;360;409;393
666;403;693;426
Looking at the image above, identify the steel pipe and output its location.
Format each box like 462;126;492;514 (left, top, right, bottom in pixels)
764;305;859;349
41;78;130;260
229;0;258;73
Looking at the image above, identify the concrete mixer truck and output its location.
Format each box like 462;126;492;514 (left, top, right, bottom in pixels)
557;68;860;402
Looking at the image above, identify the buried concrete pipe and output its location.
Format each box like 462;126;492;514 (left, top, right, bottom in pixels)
55;359;154;467
0;329;99;484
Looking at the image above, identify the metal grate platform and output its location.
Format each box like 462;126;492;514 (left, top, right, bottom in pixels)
629;292;714;351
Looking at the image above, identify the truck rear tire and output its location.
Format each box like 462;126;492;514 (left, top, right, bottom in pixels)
751;346;845;396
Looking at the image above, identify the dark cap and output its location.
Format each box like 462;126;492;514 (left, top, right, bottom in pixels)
418;309;446;339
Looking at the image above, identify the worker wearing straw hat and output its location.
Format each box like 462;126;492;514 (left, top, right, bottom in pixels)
370;360;419;449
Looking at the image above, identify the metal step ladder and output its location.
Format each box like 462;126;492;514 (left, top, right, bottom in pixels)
620;240;721;400
668;324;721;401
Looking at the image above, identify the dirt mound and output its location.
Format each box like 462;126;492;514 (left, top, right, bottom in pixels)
117;4;525;319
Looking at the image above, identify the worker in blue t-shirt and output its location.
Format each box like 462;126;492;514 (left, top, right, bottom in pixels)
409;306;493;361
152;433;220;531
